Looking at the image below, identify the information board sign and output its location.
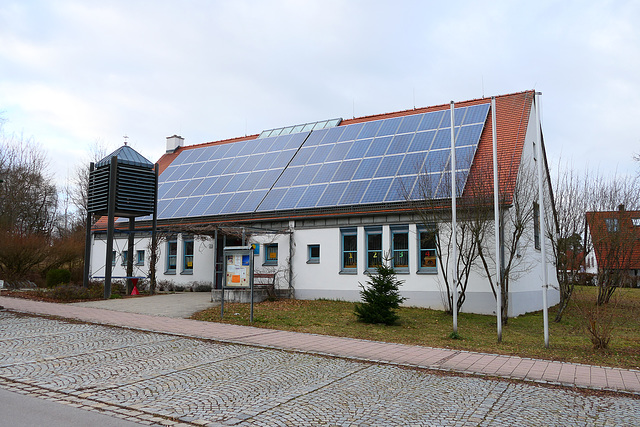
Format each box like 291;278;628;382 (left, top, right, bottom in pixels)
225;253;252;288
221;246;255;322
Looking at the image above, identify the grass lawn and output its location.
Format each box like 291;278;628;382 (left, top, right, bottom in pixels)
192;286;640;370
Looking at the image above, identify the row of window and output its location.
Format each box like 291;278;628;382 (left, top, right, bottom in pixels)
166;238;194;274
341;225;437;274
111;250;145;266
111;231;435;275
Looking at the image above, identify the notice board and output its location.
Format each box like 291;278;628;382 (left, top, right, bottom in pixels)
223;246;254;289
225;253;251;288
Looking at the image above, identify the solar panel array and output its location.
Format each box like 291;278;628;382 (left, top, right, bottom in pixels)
155;103;490;219
258;118;342;139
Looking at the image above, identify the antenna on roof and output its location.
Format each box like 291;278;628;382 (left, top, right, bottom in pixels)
123;135;129;146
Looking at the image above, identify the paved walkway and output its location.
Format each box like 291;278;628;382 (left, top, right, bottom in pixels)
69;292;218;318
1;295;639;396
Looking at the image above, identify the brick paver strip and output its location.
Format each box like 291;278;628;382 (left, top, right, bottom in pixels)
1;296;638;395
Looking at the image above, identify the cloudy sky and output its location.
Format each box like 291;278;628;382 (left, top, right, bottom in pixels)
1;0;638;186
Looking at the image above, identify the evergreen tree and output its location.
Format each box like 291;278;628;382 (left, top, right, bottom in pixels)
354;263;406;325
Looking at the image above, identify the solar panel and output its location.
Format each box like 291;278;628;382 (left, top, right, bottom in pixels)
258;118;342;139
358;120;382;139
156;132;313;218
156;103;490;219
276;186;307;210
317;182;348;207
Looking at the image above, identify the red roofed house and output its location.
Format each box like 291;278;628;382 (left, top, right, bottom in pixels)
585;205;640;285
89;90;559;316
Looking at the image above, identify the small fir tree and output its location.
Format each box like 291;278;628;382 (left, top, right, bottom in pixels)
354;263;406;325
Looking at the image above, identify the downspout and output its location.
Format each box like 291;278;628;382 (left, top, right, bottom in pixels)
289;220;295;298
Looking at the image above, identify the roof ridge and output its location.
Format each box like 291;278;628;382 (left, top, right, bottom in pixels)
340;90;535;126
171;90;536;152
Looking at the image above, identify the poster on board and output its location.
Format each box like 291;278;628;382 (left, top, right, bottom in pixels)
225;254;251;288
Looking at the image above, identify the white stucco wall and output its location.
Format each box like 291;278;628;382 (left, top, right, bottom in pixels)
91;233;216;288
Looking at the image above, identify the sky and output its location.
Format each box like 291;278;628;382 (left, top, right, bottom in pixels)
1;0;638;188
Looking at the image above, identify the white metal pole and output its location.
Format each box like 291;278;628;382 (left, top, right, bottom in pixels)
535;92;550;349
492;97;502;342
450;101;458;334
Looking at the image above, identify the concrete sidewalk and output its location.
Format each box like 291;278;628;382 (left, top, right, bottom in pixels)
1;295;639;396
69;292;218;318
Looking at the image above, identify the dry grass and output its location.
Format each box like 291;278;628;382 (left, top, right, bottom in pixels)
192;286;640;370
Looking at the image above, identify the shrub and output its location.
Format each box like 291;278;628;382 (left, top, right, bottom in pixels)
574;288;620;350
192;281;212;292
49;284;91;302
46;269;71;288
156;279;175;292
354;263;406;325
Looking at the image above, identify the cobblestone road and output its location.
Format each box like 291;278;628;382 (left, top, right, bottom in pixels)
1;311;638;426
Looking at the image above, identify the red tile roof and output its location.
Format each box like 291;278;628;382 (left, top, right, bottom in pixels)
94;90;537;230
586;208;640;270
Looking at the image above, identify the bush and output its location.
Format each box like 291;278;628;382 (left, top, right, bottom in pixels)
50;284;90;301
156;279;175;292
354;263;406;325
46;269;71;288
191;281;213;292
574;288;620;350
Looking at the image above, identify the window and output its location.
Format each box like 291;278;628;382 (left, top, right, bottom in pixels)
183;238;194;273
366;227;382;271
391;225;409;272
605;218;619;232
264;243;278;265
111;251;116;266
121;250;128;266
533;202;540;250
307;244;320;264
341;228;357;273
166;239;177;273
136;250;145;266
418;226;437;273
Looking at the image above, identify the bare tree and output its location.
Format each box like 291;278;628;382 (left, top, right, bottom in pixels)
0;124;59;283
471;161;538;325
70;139;109;222
586;174;640;305
409;154;486;314
547;162;597;321
548;162;640;316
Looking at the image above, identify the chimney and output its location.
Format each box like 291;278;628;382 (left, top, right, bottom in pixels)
618;204;625;212
166;135;184;153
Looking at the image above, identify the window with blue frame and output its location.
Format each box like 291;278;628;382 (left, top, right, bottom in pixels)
183;238;194;273
136;250;145;266
307;244;320;264
366;226;382;271
264;243;278;265
121;250;128;266
341;228;357;273
391;225;409;272
418;225;437;273
166;238;177;273
111;251;116;266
